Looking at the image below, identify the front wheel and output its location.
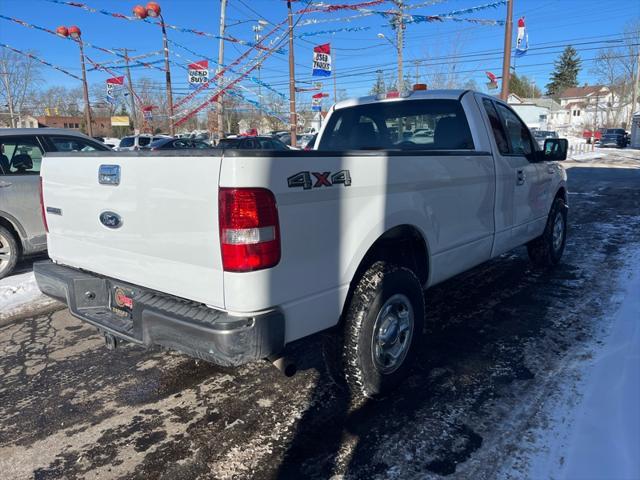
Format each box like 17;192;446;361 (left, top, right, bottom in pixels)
527;197;567;268
340;261;425;400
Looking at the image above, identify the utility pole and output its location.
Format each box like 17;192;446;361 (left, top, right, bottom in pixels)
396;0;404;93
500;0;513;100
333;48;337;104
413;60;420;84
287;0;297;147
159;16;175;135
0;70;16;128
629;50;640;129
217;0;227;142
115;48;138;131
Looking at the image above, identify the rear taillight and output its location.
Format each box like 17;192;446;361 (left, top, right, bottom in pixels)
39;177;48;233
219;188;280;272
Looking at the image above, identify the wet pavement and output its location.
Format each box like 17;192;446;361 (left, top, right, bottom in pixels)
1;158;639;479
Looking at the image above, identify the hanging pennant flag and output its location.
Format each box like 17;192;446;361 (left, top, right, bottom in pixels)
312;44;331;77
188;60;209;88
142;106;154;121
106;76;125;104
515;17;528;57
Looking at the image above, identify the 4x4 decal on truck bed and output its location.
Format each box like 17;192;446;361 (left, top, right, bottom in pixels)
288;170;352;190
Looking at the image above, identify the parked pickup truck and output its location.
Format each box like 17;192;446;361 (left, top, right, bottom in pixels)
35;89;569;399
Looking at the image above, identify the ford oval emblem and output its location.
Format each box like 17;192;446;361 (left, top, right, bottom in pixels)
100;211;122;229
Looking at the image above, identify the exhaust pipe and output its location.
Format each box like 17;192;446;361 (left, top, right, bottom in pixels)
268;354;297;377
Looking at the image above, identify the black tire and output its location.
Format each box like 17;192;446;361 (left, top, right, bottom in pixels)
339;261;425;400
527;197;567;268
0;225;19;280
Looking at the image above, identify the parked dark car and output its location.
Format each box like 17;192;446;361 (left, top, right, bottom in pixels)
145;138;212;150
217;136;289;150
599;129;628;148
0;128;109;278
533;130;559;149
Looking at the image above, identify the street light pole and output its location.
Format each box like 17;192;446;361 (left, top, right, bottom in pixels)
133;2;174;135
500;0;514;100
58;25;93;136
287;0;297;147
77;38;93;137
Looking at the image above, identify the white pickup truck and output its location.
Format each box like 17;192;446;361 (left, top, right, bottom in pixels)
35;89;568;399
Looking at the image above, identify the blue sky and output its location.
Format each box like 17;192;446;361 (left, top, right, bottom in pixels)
0;0;638;110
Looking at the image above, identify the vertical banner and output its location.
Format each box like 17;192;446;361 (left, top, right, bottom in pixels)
188;60;209;88
515;17;528;57
312;44;331;77
142;106;154;121
106;76;125;104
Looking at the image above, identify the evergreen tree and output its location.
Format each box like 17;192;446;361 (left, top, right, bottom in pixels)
510;73;542;98
369;70;386;95
546;45;581;97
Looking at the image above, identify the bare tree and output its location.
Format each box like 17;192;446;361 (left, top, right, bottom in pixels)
0;49;43;127
419;32;469;89
592;20;640;128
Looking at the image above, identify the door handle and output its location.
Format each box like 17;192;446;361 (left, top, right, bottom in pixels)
516;169;525;186
0;180;12;188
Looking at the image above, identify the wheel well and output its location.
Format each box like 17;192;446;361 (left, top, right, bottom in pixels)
0;216;23;255
555;187;568;204
354;225;429;286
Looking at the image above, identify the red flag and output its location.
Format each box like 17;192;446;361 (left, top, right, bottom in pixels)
313;43;331;55
188;60;208;71
106;76;125;85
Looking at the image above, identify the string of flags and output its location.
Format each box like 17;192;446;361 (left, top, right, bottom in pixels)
0;14;166;72
0;43;82;80
44;0;285;53
168;39;286;99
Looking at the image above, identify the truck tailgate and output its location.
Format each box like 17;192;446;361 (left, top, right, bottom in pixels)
41;153;225;309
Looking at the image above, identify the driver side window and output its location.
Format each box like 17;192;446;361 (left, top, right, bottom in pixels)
495;103;534;158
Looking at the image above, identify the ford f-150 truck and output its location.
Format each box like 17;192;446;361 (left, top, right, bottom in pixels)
35;90;569;399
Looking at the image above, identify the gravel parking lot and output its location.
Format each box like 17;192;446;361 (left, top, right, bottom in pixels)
1;154;639;480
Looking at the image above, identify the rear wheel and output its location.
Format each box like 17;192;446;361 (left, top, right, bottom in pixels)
0;226;19;279
339;261;425;401
527;197;567;268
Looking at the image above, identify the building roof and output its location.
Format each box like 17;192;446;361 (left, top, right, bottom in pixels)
560;85;607;99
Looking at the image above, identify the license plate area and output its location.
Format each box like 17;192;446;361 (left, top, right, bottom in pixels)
109;284;135;320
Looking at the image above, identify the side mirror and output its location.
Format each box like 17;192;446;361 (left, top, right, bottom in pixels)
543;138;568;161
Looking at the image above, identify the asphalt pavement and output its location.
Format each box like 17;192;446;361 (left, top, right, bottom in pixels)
1;157;639;480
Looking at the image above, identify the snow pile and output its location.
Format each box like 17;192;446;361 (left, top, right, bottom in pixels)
0;271;62;324
518;248;640;480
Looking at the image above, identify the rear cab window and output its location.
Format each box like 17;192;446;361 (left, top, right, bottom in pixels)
0;136;44;175
318;99;475;151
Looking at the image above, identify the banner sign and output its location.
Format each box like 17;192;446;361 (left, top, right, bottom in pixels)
312;44;331;77
142;106;154;121
106;76;124;104
515;17;528;57
188;60;209;88
111;115;130;126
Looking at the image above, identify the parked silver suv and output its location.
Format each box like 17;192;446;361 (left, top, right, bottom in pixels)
0;128;109;278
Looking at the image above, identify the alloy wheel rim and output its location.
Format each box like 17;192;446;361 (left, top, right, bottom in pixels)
372;293;414;374
0;232;12;273
552;212;564;252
